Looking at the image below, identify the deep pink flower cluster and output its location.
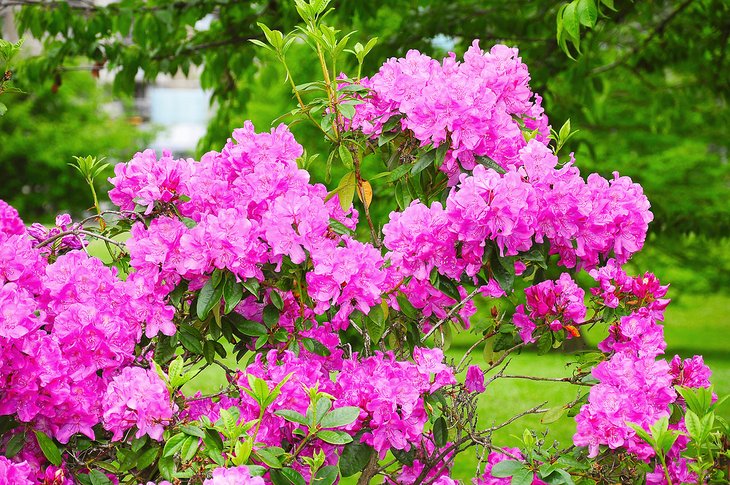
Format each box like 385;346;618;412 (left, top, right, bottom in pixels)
465;365;486;393
202;465;264;485
102;366;175;441
350;42;550;179
573;351;676;459
513;273;586;343
590;258;670;316
670;355;712;389
0;456;34;484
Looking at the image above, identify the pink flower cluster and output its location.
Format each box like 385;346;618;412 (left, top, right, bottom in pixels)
109;148;192;214
0;202;174;461
0;456;33;485
115;122;392;331
574;265;712;481
350;42;550;179
27;213;86;253
102;366;175;441
513;273;586;343
383;140;653;305
387;436;457;484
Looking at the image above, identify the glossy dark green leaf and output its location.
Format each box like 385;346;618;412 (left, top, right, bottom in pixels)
34;430;62;466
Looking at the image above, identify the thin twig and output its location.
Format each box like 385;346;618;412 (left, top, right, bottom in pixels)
498;374;592;386
422;286;482;342
482;401;549;433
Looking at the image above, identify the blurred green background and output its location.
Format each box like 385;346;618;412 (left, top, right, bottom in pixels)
1;0;728;480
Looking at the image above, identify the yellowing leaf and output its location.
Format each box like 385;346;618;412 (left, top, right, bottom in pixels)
357;180;373;208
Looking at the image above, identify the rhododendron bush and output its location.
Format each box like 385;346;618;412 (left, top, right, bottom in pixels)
1;2;728;484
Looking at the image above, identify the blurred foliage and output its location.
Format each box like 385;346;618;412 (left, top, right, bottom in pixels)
2;0;729;288
0;68;151;220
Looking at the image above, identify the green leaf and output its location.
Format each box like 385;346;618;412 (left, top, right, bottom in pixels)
237;319;268;337
320;406;361;428
255;447;283;468
433;143;448;169
541;405;567;424
489;251;515;292
339;438;374;477
180;435;200;462
270;290;284;310
659;431;679;456
475;155;506;174
493;331;515;352
562;2;581;40
329;218;352;236
335;171;356;211
270;467;306;485
627;422;654;446
223;278;244;314
5;432;25;458
365;310;385;344
411;149;436;175
301;337;332;356
391;446;416;466
512;468;535;485
386;164;412;183
162;433;186;458
491;459;524;478
197;279;222;320
396;293;419;319
536;332;552;355
88;470;113;485
242;278;260;298
275;409;309;426
600;0;616;11
312;465;339;485
576;0;598;28
433;416;448;447
684;410;702;441
263;305;280;327
0;102;7;117
136;446;159;470
317;430;353;445
34;430;62;466
158;455;175;480
178;324;204;354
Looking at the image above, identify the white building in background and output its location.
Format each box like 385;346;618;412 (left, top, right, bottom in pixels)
138;75;212;157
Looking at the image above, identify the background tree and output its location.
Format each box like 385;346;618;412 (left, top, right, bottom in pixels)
1;0;728;290
0;64;151;220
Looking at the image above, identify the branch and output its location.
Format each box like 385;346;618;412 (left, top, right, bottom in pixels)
422;286;482;342
498;374;592;386
591;0;696;76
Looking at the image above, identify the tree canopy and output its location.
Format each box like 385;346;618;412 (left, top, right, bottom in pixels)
2;0;729;237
